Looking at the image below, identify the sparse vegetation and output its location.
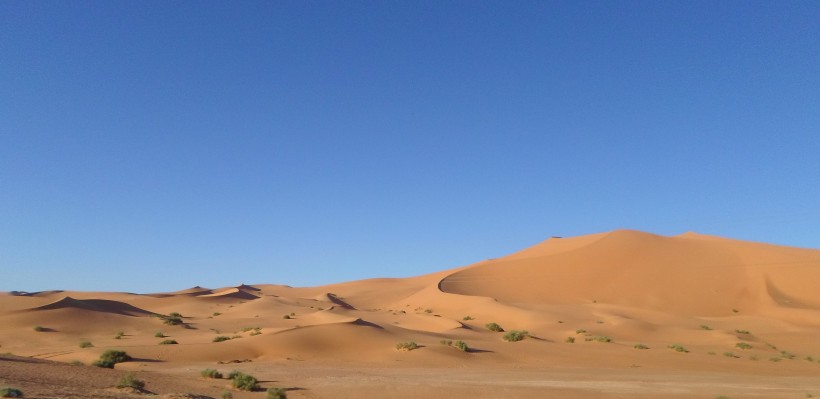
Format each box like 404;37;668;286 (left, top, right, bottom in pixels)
266;387;287;399
213;312;221;317
424;309;433;314
159;339;178;345
485;322;504;332
155;331;166;338
700;324;712;330
79;340;93;348
723;351;739;358
805;356;815;362
159;313;184;325
282;314;291;319
462;316;474;321
734;329;751;335
114;331;124;339
93;350;131;368
116;373;145;389
735;342;752;350
575;329;587;334
668;344;689;353
231;372;258;391
565;336;575;343
502;330;528;342
634;344;649;349
221;391;232;399
780;351;796;359
201;368;223;379
396;341;419;351
33;326;45;332
0;387;23;398
441;339;469;352
213;336;232;342
585;335;612;343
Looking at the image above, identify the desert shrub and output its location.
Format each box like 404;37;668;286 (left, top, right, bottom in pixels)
634;344;649;349
33;326;45;332
565;336;575;343
162;315;183;325
440;339;452;346
159;339;178;345
485;322;504;332
734;329;751;335
586;335;612;343
213;336;232;342
266;387;287;399
668;344;689;353
723;352;739;358
805;356;815;362
396;341;419;351
700;325;712;330
154;331;165;338
250;329;262;336
502;330;528;342
453;340;469;352
462;315;474;321
79;340;93;348
93;350;131;368
282;314;291;319
213;312;221;317
231;372;258;391
575;329;587;334
201;368;223;379
221;391;233;399
0;387;23;398
117;373;145;389
735;342;752;350
780;351;796;359
169;312;182;318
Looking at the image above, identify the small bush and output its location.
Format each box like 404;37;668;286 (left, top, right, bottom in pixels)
169;312;183;318
282;314;291;319
93;350;131;368
0;387;23;398
396;341;419;351
485;323;504;332
454;340;469;352
114;331;124;339
213;336;232;342
79;340;93;348
154;331;165;338
586;335;612;343
221;391;233;399
575;329;587;334
201;368;223;379
267;387;287;399
634;344;649;349
565;336;575;343
33;326;46;332
213;312;221;317
440;339;452;346
502;330;528;342
780;351;796;359
735;342;752;350
723;352;739;358
159;339;178;345
734;329;751;335
700;324;712;330
462;316;474;321
668;344;689;353
231;372;258;391
117;373;145;389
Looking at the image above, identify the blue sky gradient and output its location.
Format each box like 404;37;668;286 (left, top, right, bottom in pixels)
2;1;819;292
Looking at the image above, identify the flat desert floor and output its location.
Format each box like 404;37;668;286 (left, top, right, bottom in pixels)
2;230;820;398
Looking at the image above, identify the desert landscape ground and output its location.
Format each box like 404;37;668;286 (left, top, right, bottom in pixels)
2;230;820;398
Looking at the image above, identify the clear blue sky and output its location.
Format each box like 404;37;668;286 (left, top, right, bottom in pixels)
2;1;818;292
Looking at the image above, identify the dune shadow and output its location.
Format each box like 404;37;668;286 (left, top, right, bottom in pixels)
466;348;494;354
129;357;165;363
352;319;384;329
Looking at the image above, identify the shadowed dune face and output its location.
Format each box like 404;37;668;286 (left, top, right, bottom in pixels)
24;297;157;316
439;230;820;316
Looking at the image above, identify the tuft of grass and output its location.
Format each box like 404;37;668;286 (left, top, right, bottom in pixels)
453;340;469;352
586;335;612;343
221;391;232;399
201;369;223;379
565;336;575;343
396;341;419;351
79;340;93;348
723;351;739;358
575;329;587;334
668;344;689;353
93;350;131;368
424;309;433;314
231;372;258;391
33;326;46;332
159;339;178;345
114;331;124;339
462;316;474;321
734;329;751;335
213;336;232;343
735;342;752;350
634;343;649;349
116;373;145;389
502;330;528;342
154;331;166;338
700;324;712;330
0;387;24;398
485;322;504;332
805;356;815;362
267;387;287;399
780;351;796;359
213;312;221;317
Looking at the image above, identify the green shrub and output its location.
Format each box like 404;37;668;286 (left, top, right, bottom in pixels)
117;373;145;389
565;336;575;343
735;342;752;350
575;329;587;334
154;331;165;338
462;316;474;321
201;368;223;379
33;326;46;332
668;344;689;353
396;341;419;351
221;391;233;399
781;351;796;359
634;344;649;349
485;323;504;332
169;312;183;318
79;340;93;348
586;335;612;343
267;387;287;399
0;387;23;398
502;330;528;342
734;329;751;335
159;339;178;345
453;340;469;352
231;372;258;391
213;312;221;317
213;336;232;342
93;350;131;368
723;352;739;358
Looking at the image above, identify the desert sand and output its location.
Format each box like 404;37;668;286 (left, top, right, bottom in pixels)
2;230;820;398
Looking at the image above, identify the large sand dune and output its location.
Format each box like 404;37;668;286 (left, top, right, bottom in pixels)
2;230;820;398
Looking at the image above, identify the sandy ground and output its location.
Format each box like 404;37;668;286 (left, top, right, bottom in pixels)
2;230;820;398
